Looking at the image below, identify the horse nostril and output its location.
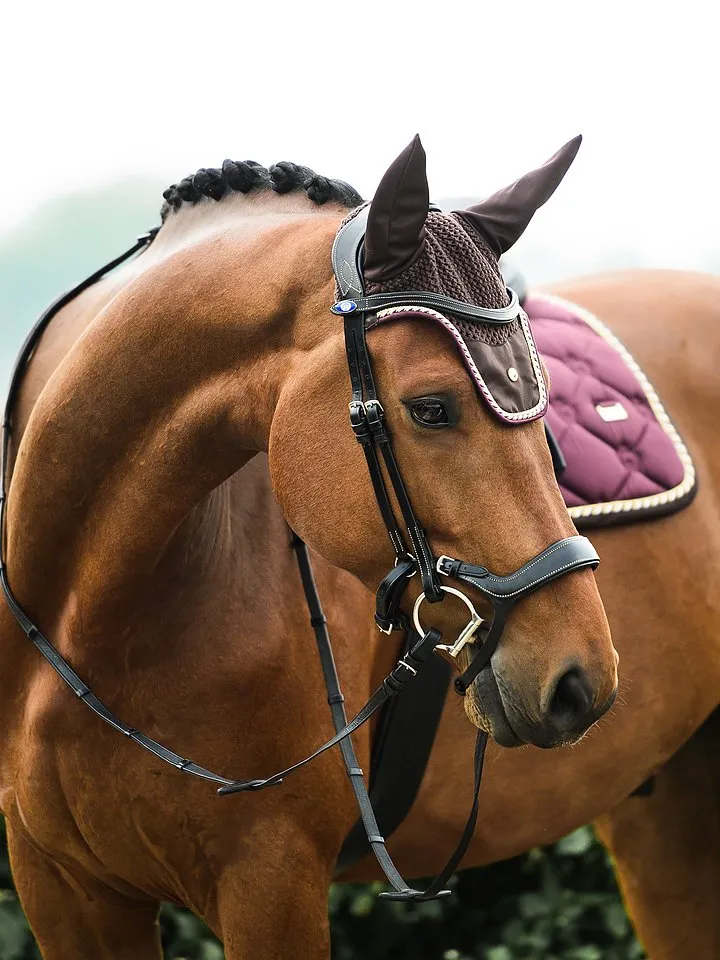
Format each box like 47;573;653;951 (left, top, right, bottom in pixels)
548;668;593;733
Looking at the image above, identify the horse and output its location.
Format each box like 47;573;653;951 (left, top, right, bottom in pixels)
0;137;717;960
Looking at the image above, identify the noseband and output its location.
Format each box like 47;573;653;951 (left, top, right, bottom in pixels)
0;212;599;903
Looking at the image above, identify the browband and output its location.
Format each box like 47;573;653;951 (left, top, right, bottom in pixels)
332;289;521;324
331;204;521;325
330;203;520;324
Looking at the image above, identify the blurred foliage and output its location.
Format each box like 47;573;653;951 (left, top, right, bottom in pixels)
329;828;645;960
0;815;644;959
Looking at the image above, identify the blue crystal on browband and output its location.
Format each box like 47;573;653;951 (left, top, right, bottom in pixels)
331;299;358;315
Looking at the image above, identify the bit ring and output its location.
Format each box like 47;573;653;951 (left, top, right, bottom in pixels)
413;586;485;663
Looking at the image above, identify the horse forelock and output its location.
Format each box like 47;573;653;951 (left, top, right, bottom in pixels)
160;159;364;222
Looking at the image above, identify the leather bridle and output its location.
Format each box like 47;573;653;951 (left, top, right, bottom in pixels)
330;204;599;695
0;212;600;902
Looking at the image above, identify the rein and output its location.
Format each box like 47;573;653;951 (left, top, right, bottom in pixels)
0;211;600;902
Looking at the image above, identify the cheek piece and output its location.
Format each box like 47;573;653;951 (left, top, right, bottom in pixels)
0;209;599;905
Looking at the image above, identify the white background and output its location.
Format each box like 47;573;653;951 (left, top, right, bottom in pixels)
3;0;718;280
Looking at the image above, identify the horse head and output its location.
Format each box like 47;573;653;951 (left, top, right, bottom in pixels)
270;136;618;748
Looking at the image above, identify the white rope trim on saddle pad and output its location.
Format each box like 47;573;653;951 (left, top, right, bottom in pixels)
374;304;548;423
533;293;696;521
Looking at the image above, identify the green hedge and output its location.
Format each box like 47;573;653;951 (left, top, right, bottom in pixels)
0;817;644;959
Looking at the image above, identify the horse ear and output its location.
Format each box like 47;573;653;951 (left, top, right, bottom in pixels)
456;135;582;256
363;135;429;283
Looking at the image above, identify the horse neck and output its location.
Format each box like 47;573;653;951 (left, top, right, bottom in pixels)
7;203;342;630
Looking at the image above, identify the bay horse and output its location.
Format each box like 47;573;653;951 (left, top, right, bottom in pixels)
0;137;718;960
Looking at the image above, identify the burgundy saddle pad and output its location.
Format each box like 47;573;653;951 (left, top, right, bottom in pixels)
525;294;697;528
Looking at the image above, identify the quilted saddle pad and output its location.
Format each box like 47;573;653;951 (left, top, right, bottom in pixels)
525;294;697;528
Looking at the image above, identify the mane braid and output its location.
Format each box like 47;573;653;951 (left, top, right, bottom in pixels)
160;159;363;220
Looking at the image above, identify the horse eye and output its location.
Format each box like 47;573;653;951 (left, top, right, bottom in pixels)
409;397;451;428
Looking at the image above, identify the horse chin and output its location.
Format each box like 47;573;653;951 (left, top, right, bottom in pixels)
463;667;525;748
464;669;594;750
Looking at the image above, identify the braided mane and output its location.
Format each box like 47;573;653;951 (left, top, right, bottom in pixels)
161;160;363;221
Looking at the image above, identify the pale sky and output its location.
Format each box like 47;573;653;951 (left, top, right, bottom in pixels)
3;0;718;276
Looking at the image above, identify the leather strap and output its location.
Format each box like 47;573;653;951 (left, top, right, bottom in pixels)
544;421;567;476
439;536;599;600
378;728;488;901
331;204;370;300
0;563;238;786
453;607;511;696
285;535;487;902
345;319;410;563
331;203;520;325
1;229;159;425
334;288;521;324
337;637;450;872
344;309;442;604
375;562;416;633
439;537;600;695
218;599;443;795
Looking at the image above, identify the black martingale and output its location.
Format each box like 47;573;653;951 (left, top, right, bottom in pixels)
0;205;601;903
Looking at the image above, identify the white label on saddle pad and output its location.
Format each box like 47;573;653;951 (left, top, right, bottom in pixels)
596;401;629;423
